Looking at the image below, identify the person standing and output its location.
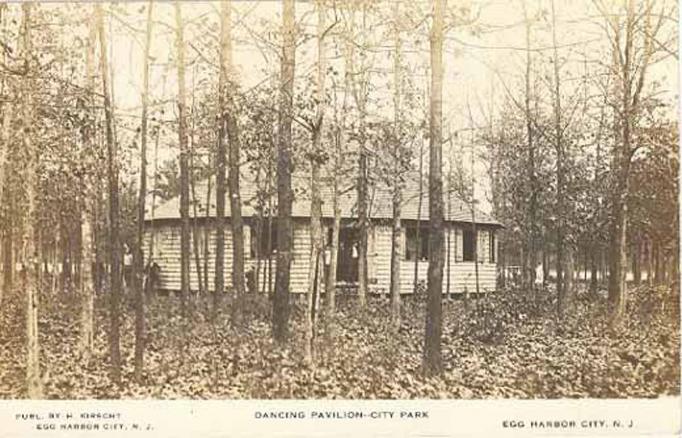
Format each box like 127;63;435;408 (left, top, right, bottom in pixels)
123;244;133;293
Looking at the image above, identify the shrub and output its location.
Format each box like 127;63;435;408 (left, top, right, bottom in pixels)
457;287;555;344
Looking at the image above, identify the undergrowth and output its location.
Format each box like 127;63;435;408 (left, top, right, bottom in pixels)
0;282;678;399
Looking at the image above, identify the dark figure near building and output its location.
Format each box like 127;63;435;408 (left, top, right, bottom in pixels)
246;267;256;295
123;244;133;291
145;261;160;295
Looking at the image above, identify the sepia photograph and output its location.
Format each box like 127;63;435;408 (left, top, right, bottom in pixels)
0;0;679;407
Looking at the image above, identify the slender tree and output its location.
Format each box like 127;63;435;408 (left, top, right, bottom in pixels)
20;2;42;398
96;3;122;384
551;0;568;316
522;0;538;294
79;7;98;361
0;4;11;306
350;3;369;309
389;0;403;330
134;0;154;382
305;0;327;364
273;0;296;343
467;113;480;296
174;1;190;316
203;161;212;296
423;0;445;376
189;100;204;295
214;1;228;320
148;72;166;274
325;32;350;322
596;0;662;326
223;0;246;323
413;133;424;293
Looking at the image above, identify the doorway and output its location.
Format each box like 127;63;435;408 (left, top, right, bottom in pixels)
335;227;358;283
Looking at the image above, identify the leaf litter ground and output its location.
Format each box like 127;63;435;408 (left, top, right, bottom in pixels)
0;283;678;399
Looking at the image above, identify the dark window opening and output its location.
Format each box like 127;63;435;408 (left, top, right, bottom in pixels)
250;222;278;258
406;225;429;261
489;231;496;263
463;229;476;262
336;227;358;282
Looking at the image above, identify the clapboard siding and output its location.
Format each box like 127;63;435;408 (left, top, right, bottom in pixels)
145;220;313;294
370;225;392;294
145;220;498;294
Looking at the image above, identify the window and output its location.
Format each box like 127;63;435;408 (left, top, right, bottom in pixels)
250;223;278;258
463;229;476;262
489;231;496;263
405;225;429;261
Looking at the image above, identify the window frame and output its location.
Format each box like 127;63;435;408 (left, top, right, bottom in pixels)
250;222;278;259
405;224;429;262
462;228;476;262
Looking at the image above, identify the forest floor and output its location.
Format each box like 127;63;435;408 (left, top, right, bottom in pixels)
0;281;679;399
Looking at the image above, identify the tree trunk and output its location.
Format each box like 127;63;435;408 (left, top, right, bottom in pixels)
390;180;403;322
522;0;537;293
52;231;60;296
670;242;678;287
389;1;402;330
79;10;97;361
446;198;451;297
2;224;11;302
305;0;327;364
189;96;204;295
590;245;599;296
468;121;480;296
148;108;162;276
174;2;191;316
608;102;630;320
133;0;153;382
326;201;340;315
662;249;668;284
608;174;628;323
357;149;368;308
266;198;273;296
254;169;263;296
633;237;641;286
273;0;295;344
646;238;654;285
346;3;369;309
60;220;70;293
74;215;82;290
222;0;246;324
96;3;122;385
583;245;588;282
542;247;549;289
325;33;351;320
608;108;630;322
424;0;444;376
604;0;656;327
0;6;11;304
19;3;42;398
79;210;95;361
497;241;504;287
203;163;211;295
413;139;424;293
551;0;566;318
1;55;11;295
214;1;229;320
565;247;574;308
653;239;661;284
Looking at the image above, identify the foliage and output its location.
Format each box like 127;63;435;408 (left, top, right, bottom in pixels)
0;284;677;399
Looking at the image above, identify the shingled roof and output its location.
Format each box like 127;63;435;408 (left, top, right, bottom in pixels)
146;171;502;227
